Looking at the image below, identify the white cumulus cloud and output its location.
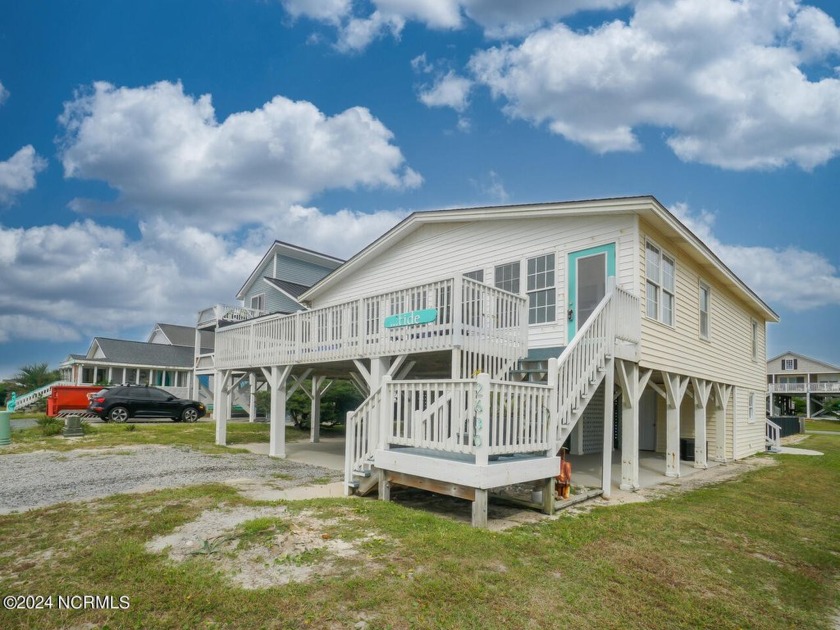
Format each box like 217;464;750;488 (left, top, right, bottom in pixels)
418;71;473;112
672;203;840;311
57;81;421;230
469;0;840;170
0;146;48;205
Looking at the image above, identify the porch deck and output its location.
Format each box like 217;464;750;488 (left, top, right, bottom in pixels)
212;276;528;371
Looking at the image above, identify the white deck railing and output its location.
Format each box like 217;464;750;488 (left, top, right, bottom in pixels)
768;382;840;394
766;418;782;451
197;304;267;328
11;380;74;410
214;276;528;370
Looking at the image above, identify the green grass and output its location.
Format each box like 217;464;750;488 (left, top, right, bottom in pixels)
805;418;840;432
1;434;838;629
0;421;311;455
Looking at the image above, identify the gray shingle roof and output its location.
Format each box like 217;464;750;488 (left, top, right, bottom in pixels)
263;277;310;298
155;323;196;347
92;338;194;368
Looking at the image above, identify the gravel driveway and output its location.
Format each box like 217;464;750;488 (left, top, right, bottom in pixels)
0;445;342;514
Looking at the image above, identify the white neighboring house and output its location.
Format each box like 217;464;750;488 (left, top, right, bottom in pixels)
208;196;779;527
767;352;840;417
60;323;200;399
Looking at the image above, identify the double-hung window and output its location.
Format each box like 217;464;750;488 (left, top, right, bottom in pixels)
250;293;265;312
645;241;675;326
699;282;711;340
527;254;555;324
781;358;797;370
494;262;520;294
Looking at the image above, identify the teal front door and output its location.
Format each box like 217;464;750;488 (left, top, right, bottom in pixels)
567;243;616;342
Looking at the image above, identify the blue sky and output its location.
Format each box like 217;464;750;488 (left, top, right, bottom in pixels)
2;0;840;378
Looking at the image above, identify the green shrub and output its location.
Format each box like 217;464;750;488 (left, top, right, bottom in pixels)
36;416;64;437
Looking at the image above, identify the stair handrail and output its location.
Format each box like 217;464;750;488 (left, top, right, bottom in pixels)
765;418;782;450
13;380;74;410
553;282;616;448
344;380;387;489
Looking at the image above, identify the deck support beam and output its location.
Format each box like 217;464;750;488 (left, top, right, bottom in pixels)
214;369;231;446
616;361;651;491
691;378;712;469
712;382;732;461
663;372;689;478
248;373;257;423
472;489;488;528
262;365;291;458
601;356;615;498
309;376;332;443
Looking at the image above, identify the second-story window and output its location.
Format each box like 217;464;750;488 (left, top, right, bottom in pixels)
464;269;484;282
250;294;265;311
527;254;555;324
751;320;759;361
781;358;798;370
645;241;675;326
494;261;520;294
699;282;711;340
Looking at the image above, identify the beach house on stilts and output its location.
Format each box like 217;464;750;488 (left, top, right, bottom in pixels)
206;196;778;527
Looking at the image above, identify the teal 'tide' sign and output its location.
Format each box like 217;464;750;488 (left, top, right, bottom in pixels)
384;308;438;328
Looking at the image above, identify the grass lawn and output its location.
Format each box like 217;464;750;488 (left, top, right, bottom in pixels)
1;434;838;629
805;418;840;432
0;420;327;455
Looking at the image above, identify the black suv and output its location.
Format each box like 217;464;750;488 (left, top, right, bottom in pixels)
88;385;206;423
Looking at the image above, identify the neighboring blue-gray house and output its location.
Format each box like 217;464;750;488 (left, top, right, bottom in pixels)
194;241;344;413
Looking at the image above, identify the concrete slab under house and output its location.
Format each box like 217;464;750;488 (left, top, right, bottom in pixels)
199;196;779;528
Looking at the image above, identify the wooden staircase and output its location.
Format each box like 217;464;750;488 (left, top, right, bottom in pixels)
344;284;640;496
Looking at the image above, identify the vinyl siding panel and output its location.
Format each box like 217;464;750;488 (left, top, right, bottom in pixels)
311;214;637;350
240;254;335;314
274;254;335;286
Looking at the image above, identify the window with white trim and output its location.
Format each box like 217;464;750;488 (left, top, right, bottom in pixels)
751;320;759;361
527;254;555;324
464;269;484;282
699;282;711;340
781;358;797;370
494;261;520;294
250;293;265;311
645;241;675;325
748;392;755;423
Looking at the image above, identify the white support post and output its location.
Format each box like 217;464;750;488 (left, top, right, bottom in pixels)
546;358;559;456
601;357;615;498
692;378;712;469
616;361;650;491
310;376;322;443
248;374;257;423
269;365;291;458
663;372;689;478
377;375;392;452
713;383;732;461
475;373;491;467
214;370;230;446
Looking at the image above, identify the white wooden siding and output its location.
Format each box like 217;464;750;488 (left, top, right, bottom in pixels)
638;220;769;459
311;215;637;350
768;353;840;376
638;220;767;388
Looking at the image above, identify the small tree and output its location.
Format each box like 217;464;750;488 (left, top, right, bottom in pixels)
12;363;61;393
